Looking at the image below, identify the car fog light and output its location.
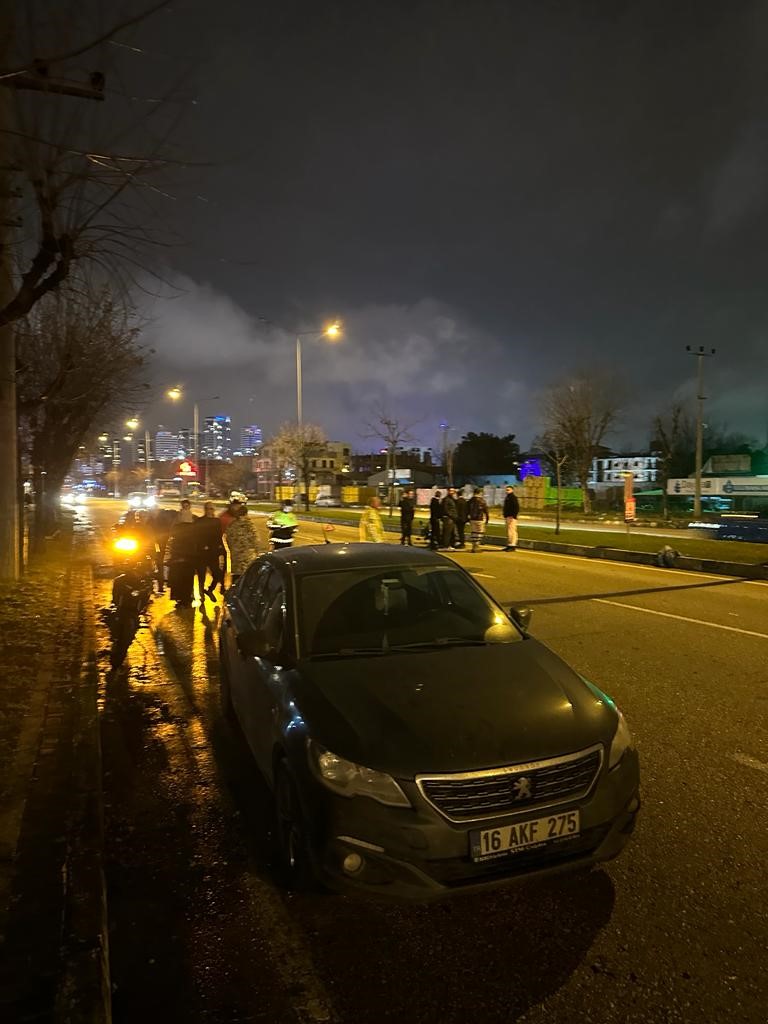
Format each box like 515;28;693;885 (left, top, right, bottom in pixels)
343;852;363;874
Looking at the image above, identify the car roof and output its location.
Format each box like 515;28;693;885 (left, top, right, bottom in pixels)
264;543;456;577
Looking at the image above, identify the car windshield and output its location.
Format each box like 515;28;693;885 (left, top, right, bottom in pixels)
299;564;520;657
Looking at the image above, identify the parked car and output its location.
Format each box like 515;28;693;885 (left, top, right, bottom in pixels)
219;544;640;900
314;495;342;508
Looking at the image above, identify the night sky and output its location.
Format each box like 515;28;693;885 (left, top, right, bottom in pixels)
127;0;768;453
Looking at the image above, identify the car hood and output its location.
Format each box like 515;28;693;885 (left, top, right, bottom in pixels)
292;640;617;777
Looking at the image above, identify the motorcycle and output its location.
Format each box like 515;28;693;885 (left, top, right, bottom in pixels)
108;534;155;668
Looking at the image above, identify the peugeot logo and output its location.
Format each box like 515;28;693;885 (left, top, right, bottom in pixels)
511;776;532;800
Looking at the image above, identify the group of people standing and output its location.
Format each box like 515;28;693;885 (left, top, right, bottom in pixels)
391;484;519;554
120;497;261;608
426;487;494;553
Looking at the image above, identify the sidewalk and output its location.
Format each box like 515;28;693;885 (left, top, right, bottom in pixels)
0;527;109;1022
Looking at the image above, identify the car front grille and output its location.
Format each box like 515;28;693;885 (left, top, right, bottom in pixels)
416;745;603;823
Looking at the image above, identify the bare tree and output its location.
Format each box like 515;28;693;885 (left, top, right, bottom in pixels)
268;423;328;511
361;405;419;516
530;431;570;534
540;374;620;515
16;278;149;540
1;0;188;327
0;0;188;576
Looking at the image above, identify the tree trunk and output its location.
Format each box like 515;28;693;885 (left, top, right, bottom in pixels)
555;463;562;535
580;470;592;514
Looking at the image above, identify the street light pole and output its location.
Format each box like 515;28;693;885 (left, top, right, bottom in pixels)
193;402;199;470
296;336;303;428
145;428;152;484
686;345;716;518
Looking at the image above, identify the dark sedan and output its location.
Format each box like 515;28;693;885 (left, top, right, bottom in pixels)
219;544;640;900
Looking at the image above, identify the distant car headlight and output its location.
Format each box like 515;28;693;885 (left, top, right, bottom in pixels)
144;496;156;508
608;710;634;769
308;741;411;807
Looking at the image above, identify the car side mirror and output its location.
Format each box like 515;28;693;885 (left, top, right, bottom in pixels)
508;606;532;632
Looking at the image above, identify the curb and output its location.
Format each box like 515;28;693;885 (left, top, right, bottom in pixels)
302;514;768;581
55;563;112;1024
508;537;768;581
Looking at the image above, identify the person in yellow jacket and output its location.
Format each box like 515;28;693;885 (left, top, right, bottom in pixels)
358;496;385;542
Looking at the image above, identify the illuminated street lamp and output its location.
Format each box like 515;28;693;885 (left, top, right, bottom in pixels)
167;386;200;467
165;388;219;493
295;321;342;428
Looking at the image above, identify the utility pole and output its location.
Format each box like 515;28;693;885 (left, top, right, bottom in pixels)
686;345;716;518
0;35;104;578
0;9;20;578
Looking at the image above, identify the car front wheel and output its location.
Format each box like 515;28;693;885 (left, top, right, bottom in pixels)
274;761;316;891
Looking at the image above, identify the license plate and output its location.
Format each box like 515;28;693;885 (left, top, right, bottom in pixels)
470;810;580;862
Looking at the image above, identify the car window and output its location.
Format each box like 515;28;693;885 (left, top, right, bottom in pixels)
299;565;519;656
259;575;285;651
239;563;270;621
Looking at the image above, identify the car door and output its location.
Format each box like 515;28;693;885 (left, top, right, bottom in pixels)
243;569;288;780
224;562;269;727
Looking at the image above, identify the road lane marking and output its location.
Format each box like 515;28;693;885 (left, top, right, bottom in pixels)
733;752;768;775
593;599;768;640
471;572;496;579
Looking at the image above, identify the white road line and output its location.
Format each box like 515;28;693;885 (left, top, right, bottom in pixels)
593;598;768;640
733;752;768;775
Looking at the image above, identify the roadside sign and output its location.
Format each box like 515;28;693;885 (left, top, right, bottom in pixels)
624;497;636;522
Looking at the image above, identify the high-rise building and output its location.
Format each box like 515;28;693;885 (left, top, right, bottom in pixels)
203;415;232;461
240;425;262;455
154;428;178;462
177;428;192;458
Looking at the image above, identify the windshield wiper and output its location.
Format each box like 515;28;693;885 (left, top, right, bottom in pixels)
307;647;394;659
388;637;490;651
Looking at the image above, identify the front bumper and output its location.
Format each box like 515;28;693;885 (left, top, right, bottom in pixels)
299;748;640;901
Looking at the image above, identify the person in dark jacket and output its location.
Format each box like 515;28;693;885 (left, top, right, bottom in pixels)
454;489;468;548
467;488;490;552
399;489;415;545
503;485;520;551
440;487;458;549
194;502;225;600
428;490;442;550
151;508;178;591
165;502;198;605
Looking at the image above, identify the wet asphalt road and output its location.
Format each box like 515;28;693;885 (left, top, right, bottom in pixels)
83;500;768;1024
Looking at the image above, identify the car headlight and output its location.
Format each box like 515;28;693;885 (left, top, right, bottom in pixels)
608;710;634;769
308;741;410;807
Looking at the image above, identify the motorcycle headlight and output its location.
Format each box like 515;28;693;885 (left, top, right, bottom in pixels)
114;536;139;554
308;741;410;808
608;710;634;769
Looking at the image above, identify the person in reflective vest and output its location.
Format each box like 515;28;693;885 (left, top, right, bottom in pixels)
267;502;299;550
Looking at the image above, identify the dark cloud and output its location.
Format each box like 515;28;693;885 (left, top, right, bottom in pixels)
133;0;768;451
